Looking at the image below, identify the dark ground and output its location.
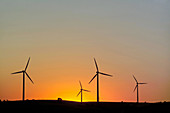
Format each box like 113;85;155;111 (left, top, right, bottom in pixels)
1;100;170;113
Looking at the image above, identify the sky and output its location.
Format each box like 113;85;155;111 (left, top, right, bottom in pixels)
0;0;170;102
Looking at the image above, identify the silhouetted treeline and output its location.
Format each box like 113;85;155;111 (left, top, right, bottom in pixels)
1;100;170;113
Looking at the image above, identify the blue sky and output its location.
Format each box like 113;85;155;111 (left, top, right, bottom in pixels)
0;0;170;101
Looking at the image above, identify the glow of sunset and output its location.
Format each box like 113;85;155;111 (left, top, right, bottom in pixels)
0;0;170;102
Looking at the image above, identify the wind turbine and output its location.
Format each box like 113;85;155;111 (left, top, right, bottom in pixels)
89;58;112;103
11;57;34;101
133;75;147;103
77;81;90;103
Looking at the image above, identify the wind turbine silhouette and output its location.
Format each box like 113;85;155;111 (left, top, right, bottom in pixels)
11;57;34;101
89;58;112;103
77;81;90;103
133;75;147;103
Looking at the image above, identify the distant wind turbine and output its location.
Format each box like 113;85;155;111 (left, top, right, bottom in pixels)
11;57;34;101
89;58;112;103
77;81;90;103
133;75;147;103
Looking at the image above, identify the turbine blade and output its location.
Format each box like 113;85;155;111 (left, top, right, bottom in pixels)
79;81;82;89
133;75;138;83
77;91;81;97
99;72;112;77
139;83;147;84
25;57;30;71
89;74;97;84
25;72;34;84
133;85;137;92
11;71;23;74
94;58;99;72
83;89;90;92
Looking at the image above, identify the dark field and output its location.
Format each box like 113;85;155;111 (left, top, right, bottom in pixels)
1;100;170;113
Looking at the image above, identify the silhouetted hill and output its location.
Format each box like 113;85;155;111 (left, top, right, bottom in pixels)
1;100;170;113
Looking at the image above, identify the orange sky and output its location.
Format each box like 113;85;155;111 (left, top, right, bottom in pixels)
0;0;170;102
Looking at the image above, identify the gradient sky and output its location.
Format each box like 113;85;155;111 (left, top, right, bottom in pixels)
0;0;170;102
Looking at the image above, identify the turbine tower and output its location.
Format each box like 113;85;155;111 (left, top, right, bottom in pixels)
89;58;112;103
11;57;34;101
77;81;90;103
133;75;147;103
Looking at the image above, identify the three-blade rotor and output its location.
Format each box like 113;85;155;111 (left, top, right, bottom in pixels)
11;57;34;84
133;75;147;92
77;81;90;96
89;58;112;84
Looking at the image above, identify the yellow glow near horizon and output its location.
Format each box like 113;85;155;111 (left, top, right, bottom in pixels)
0;1;170;102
